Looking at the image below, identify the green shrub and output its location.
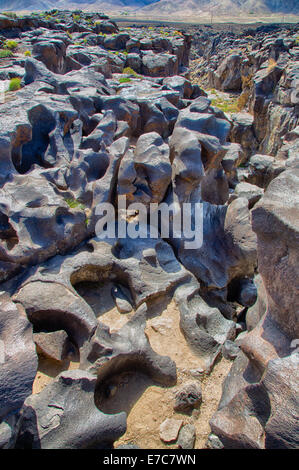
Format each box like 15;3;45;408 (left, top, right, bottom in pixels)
211;97;239;113
0;49;13;59
119;77;132;84
8;77;21;91
122;67;139;77
5;40;18;51
65;198;85;210
2;12;17;19
24;50;31;57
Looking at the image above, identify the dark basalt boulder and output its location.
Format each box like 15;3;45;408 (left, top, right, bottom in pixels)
173;382;202;413
81;304;177;387
0;293;38;421
211;54;243;92
16;370;127;449
95;20;118;35
104;33;130;51
142;53;179;78
210;168;299;449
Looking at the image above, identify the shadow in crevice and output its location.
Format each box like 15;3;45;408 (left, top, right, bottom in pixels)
75;280;133;320
95;370;158;416
15;105;56;174
0;212;19;250
245;382;272;429
146;291;173;320
15;407;41;449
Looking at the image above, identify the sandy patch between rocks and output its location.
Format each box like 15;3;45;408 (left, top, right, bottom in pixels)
33;356;80;394
115;300;232;449
32;294;231;449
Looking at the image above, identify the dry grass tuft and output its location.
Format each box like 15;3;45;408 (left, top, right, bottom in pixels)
267;58;277;71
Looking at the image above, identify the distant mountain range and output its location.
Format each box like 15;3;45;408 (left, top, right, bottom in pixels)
0;0;298;16
140;0;299;17
0;0;160;12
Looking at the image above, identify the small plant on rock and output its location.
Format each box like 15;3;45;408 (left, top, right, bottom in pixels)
119;77;132;84
65;198;86;211
122;67;140;78
8;77;21;91
5;40;18;51
72;14;80;23
0;49;13;59
24;50;31;57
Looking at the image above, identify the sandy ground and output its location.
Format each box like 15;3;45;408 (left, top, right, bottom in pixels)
33;356;80;394
114;301;231;449
32;281;232;449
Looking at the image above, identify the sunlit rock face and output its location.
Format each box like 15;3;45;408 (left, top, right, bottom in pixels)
0;10;298;450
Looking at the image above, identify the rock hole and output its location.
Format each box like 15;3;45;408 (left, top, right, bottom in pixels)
0;212;19;250
15;105;56;174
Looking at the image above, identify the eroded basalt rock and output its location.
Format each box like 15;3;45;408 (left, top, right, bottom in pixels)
6;235;192;350
177;423;196;449
169;198;257;291
175;284;236;371
0;292;38;421
81;304;177;388
160;418;183;443
173;382;202;413
16;369;127;449
210;54;243;92
210;168;299;449
34;330;73;363
252;169;299;338
118;132;172;206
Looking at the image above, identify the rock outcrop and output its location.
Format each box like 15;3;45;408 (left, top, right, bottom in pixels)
210;168;299;449
0;12;298;450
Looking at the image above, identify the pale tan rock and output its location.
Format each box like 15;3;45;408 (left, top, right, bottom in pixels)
159;418;183;443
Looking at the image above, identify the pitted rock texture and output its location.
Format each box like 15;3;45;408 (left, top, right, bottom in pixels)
0;13;298;450
16;370;127;449
0;292;38;421
209;167;299;449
